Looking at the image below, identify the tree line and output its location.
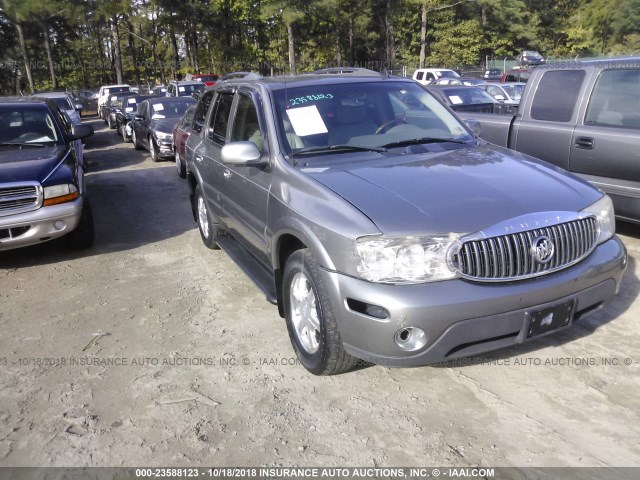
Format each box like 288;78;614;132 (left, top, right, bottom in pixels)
0;0;638;94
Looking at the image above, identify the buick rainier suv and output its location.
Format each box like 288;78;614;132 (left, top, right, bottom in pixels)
185;74;626;375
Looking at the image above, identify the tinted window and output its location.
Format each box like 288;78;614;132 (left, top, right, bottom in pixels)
531;70;586;122
231;94;263;151
416;72;424;81
193;91;214;134
585;69;640;129
208;92;234;144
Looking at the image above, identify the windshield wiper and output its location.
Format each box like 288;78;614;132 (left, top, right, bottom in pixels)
380;137;469;149
0;143;47;148
290;144;386;157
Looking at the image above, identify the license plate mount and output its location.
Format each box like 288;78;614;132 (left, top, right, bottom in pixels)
527;301;574;338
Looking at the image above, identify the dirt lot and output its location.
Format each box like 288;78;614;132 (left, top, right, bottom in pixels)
1;117;639;468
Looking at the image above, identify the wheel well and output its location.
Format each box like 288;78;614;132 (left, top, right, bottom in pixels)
275;234;306;317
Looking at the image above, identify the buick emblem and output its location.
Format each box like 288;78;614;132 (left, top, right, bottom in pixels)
531;235;555;264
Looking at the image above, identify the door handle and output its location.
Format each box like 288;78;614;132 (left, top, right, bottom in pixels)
223;169;231;179
574;137;595;149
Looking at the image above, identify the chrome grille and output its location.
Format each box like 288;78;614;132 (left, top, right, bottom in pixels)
0;183;42;216
452;217;598;281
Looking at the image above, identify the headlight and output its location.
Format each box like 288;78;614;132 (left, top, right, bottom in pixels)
581;194;615;244
43;183;78;206
155;131;173;142
355;234;459;284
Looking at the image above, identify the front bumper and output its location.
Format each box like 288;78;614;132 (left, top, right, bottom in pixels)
0;198;83;251
155;137;175;159
320;236;627;366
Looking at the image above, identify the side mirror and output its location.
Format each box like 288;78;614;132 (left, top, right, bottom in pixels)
464;119;482;137
221;141;264;166
75;103;83;111
71;124;94;140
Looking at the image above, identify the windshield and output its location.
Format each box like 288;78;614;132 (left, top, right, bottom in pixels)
274;81;473;155
105;87;130;95
151;100;196;119
501;84;525;101
439;87;497;105
177;84;205;96
0;106;61;145
52;97;73;110
437;70;459;79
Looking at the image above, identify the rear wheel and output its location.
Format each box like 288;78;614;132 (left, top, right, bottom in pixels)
195;185;219;249
107;115;114;129
283;249;357;375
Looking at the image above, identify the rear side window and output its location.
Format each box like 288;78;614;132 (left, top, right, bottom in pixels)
585;69;640;129
531;70;586;122
208;92;234;144
416;71;424;81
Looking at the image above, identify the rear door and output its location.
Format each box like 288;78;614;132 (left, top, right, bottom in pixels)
569;67;640;218
511;69;587;170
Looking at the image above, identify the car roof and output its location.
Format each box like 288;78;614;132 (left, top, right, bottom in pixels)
311;67;379;75
171;81;202;85
31;91;72;98
216;73;410;92
144;96;197;104
0;96;52;106
101;84;130;88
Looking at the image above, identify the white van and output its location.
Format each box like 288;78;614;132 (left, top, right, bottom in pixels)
412;68;459;85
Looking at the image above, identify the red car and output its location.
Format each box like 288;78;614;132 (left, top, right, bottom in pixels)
172;106;196;178
185;73;219;87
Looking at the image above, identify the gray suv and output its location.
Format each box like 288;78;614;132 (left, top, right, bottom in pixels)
185;74;626;375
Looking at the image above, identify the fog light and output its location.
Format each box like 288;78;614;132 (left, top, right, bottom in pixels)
394;327;427;352
53;220;65;230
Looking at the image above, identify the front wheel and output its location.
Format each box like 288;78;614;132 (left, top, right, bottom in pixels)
283;249;357;375
175;148;186;178
195;185;219;249
132;129;141;150
150;138;160;162
122;124;130;143
67;198;95;250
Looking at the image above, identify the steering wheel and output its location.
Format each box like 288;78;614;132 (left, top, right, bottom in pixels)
375;118;406;134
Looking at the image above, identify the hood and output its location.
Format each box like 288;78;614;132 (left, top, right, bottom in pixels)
304;145;602;236
0;145;68;183
151;118;179;133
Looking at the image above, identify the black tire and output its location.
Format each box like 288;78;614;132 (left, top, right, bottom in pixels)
194;185;219;249
175;148;186;178
115;121;121;135
150;138;160;162
67;198;95;250
122;124;130;143
132;128;142;150
283;249;357;375
107;115;114;129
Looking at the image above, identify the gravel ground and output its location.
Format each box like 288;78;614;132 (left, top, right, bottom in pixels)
0;117;639;468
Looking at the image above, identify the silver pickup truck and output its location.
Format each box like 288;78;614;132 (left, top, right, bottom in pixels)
458;58;640;223
185;74;626;375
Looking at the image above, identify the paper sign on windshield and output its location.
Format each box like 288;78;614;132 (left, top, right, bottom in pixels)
286;106;328;137
449;95;463;105
178;87;185;92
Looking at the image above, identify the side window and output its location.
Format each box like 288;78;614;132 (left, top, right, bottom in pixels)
530;70;586;122
231;94;263;151
208;92;234;144
585;69;640;129
192;91;214;134
426;73;435;81
416;71;424;81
